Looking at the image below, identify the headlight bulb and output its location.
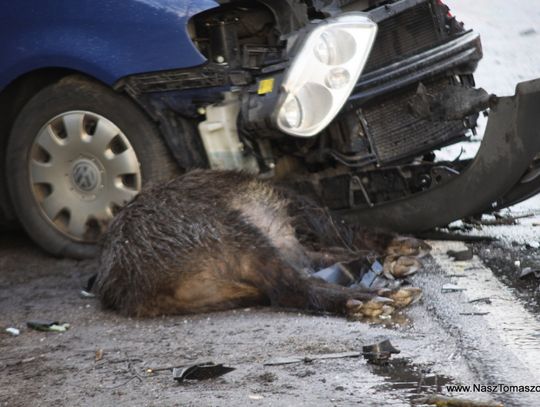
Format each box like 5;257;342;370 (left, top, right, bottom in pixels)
325;67;351;89
314;29;357;66
280;96;303;128
314;32;336;65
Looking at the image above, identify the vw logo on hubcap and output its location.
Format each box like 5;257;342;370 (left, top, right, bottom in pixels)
71;160;101;193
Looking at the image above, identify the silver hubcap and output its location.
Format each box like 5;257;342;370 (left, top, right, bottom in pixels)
30;111;141;241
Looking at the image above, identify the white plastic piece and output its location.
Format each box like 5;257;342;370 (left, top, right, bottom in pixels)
6;327;20;336
198;93;259;172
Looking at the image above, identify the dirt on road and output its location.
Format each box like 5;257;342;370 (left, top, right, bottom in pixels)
4;229;540;407
0;232;445;407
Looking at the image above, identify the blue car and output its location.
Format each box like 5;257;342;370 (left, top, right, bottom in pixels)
1;0;539;258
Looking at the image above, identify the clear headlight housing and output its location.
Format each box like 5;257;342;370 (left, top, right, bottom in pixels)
275;13;377;137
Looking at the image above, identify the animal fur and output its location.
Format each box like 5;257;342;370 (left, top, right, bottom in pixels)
96;170;427;318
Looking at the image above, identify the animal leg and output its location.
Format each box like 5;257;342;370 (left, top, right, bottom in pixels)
306;279;422;318
249;256;422;318
385;236;432;258
305;247;361;269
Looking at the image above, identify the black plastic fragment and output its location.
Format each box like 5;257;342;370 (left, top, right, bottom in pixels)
80;274;97;298
362;339;400;365
519;267;540;279
409;83;492;121
447;247;473;261
415;230;496;242
468;297;492;304
172;362;235;382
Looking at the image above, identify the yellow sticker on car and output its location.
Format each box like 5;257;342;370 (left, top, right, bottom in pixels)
258;78;275;95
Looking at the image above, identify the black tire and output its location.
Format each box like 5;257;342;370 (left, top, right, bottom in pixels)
6;75;177;259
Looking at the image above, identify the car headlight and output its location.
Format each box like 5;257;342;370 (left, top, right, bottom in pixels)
275;13;377;137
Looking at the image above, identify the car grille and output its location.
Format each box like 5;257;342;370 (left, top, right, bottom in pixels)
364;1;443;73
359;79;467;164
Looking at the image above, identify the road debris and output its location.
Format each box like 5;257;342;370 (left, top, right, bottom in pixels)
264;351;361;366
26;320;70;332
447;247;473;261
312;263;355;286
95;349;104;361
5;327;20;336
526;241;540;249
146;366;177;374
362;339;400;365
80;274;97;298
519;267;540;279
417;230;496;242
313;259;403;290
468;297;492;305
466;215;514;226
519;28;537;37
2;356;39;369
441;284;467;293
470;212;535;227
459;312;490;316
172;362;235;382
79;290;95;299
257;372;277;383
356;260;399;289
415;395;503;407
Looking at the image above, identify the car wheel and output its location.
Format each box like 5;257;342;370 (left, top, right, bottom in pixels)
6;75;177;258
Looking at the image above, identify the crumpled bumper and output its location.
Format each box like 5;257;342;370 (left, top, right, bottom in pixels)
338;78;540;232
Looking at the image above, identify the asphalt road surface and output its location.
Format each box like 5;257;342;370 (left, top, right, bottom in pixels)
2;2;540;406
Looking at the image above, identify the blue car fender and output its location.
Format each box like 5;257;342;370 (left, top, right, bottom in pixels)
0;0;219;89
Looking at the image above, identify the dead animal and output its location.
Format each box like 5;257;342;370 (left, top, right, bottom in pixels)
96;170;429;319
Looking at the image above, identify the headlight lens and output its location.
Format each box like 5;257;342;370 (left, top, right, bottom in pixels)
281;83;333;131
280;96;303;128
276;13;377;137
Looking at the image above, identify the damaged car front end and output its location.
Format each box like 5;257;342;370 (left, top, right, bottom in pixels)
2;0;539;257
120;0;540;231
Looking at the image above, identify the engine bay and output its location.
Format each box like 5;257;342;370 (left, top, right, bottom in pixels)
118;0;502;225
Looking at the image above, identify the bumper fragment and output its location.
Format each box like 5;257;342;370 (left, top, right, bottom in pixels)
349;31;482;104
338;78;540;232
